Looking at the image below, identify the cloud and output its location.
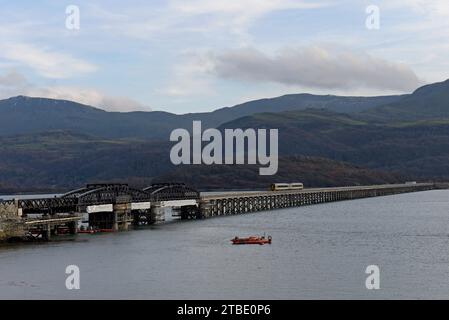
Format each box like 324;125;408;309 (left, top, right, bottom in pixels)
25;86;151;112
387;0;449;17
210;46;423;92
0;43;97;79
169;0;329;36
0;70;28;87
0;70;30;98
382;0;449;35
92;0;330;41
99;95;151;112
0;71;150;112
161;50;216;97
170;0;326;14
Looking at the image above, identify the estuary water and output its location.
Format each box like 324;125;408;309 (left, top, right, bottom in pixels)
1;190;449;299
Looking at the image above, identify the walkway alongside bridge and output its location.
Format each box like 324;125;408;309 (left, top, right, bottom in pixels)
0;182;439;241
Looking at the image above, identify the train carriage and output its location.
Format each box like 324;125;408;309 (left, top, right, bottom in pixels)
270;183;304;191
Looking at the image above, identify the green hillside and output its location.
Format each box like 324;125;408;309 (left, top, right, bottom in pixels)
1;79;449;192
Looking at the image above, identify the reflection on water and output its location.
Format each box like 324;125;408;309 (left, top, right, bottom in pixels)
1;190;449;299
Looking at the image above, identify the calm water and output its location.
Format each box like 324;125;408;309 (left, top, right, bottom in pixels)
1;190;449;299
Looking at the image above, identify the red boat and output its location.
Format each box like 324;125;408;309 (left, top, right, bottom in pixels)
231;235;272;245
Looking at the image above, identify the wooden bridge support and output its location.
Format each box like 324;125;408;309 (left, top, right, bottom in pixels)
200;184;434;219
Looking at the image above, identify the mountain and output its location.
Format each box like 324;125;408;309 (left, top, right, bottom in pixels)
0;96;189;139
0;107;437;193
0;131;407;193
1;79;449;192
210;78;449;179
218;107;449;179
0;92;404;140
362;79;449;122
0;131;172;193
185;93;404;128
3;79;447;141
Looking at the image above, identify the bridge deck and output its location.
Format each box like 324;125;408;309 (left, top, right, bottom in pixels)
24;216;81;226
198;183;435;219
200;183;434;200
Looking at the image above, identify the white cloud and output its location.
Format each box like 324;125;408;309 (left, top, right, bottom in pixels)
380;0;449;34
387;0;449;16
170;0;325;14
169;0;329;36
91;0;330;42
209;45;423;92
0;71;149;112
0;43;97;79
161;50;216;97
2;1;447;113
0;70;28;87
0;70;30;98
25;86;151;112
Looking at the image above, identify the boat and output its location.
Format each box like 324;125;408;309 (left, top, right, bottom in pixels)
55;227;70;235
78;227;103;234
78;227;115;234
231;235;272;245
78;229;100;234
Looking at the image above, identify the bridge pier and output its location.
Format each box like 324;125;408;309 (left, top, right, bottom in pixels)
68;221;78;235
198;200;212;219
42;224;51;240
0;201;25;241
150;203;165;224
113;201;132;231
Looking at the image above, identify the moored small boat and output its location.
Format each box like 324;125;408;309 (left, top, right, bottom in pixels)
78;229;100;234
231;235;272;245
78;227;115;234
78;227;106;234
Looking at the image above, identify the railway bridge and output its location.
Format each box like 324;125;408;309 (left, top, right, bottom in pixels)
0;183;200;239
0;182;438;241
199;183;435;217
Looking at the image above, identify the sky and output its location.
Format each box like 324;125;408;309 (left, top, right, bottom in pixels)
0;0;448;114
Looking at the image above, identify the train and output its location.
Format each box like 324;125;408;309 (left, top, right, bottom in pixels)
270;183;304;191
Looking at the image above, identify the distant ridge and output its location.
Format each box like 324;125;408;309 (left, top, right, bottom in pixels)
2;79;449;192
362;79;449;122
0;95;185;139
1;95;104;111
0;88;411;139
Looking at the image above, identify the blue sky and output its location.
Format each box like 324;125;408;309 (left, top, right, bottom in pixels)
0;0;448;113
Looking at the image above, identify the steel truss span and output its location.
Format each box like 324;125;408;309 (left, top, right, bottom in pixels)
0;183;200;215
